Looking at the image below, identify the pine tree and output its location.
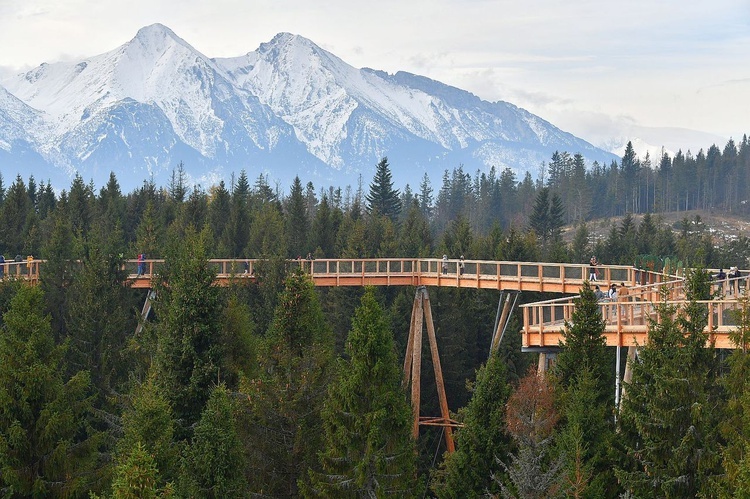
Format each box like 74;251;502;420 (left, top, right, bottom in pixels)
431;351;512;498
366;157;401;223
305;288;422;497
616;269;723;497
152;227;225;430
286;176;309;258
179;385;246;498
0;286;97;496
552;283;618;496
244;268;334;497
110;442;174;499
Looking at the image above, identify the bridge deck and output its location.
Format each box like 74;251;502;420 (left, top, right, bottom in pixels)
520;277;748;349
4;257;746;350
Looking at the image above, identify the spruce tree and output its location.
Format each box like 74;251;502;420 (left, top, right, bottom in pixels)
497;367;564;498
0;174;31;256
305;288;421;497
117;375;179;488
431;351;512;498
616;269;723;497
179;385;246;498
366;157;401;223
152;226;225;430
0;286;96;496
552;284;618;497
110;442;174;499
553;282;609;394
244;268;334;497
286;176;309;258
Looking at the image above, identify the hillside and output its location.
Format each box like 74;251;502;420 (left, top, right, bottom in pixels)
563;210;750;246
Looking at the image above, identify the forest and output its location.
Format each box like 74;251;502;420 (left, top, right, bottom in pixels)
0;136;750;497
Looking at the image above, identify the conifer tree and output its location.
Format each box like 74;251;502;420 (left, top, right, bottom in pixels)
179;385;246;498
110;442;174;499
552;283;618;496
431;351;512;498
714;290;750;497
40;208;76;341
244;268;334;497
0;174;30;255
207;180;231;255
0;286;96;496
117;375;179;487
398;201;432;257
286;176;309;258
66;230;131;406
616;269;723;497
152;226;225;430
495;367;564;498
305;288;421;497
366;157;401;223
554;282;609;394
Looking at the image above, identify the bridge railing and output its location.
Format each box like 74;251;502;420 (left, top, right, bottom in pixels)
521;280;749;349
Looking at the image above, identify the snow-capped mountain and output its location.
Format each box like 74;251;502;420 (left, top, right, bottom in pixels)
0;23;617;191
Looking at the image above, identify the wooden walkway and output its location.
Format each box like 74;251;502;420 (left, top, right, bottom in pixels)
4;257;747;349
520;276;749;350
121;258;654;293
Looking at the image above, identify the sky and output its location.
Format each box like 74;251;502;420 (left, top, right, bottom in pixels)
1;0;748;155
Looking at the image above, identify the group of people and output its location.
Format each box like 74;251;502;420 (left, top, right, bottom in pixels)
594;282;625;301
441;255;466;275
715;266;744;294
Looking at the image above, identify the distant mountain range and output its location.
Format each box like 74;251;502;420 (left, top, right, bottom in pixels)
0;23;619;192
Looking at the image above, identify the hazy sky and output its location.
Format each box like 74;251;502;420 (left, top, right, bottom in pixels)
1;0;748;150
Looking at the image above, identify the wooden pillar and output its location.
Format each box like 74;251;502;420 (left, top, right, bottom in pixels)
620;346;637;409
403;286;455;453
422;290;455;453
408;291;424;439
537;352;547;376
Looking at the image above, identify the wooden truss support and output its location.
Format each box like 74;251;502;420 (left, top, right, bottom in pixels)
619;345;638;411
135;289;156;336
403;286;457;453
490;290;521;355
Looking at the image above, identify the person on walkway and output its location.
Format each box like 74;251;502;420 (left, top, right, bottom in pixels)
715;268;727;295
0;254;4;279
729;266;743;294
442;255;448;275
607;283;618;322
589;256;599;281
137;252;146;276
594;285;605;301
459;255;465;276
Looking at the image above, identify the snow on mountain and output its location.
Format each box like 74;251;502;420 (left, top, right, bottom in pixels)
0;24;618;191
215;33;615;183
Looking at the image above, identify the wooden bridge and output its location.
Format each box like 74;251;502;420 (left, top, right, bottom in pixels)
5;256;747;451
4;257;746;350
520;276;748;350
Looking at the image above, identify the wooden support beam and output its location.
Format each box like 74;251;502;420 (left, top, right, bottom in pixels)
421;289;455;453
404;286;457;453
409;289;424;439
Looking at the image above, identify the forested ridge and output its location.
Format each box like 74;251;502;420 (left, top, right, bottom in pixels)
0;140;749;497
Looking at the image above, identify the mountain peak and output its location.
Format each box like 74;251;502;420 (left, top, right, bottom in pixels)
134;23;178;41
129;23;195;56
